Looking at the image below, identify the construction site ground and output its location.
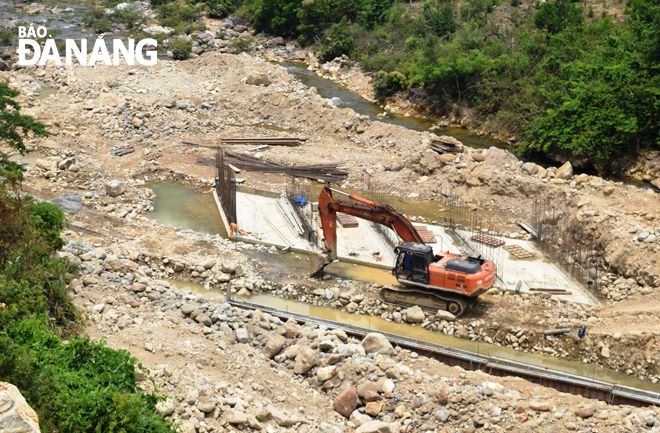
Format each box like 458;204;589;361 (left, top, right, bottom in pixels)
4;50;660;425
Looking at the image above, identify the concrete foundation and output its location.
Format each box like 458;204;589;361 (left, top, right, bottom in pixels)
214;188;597;305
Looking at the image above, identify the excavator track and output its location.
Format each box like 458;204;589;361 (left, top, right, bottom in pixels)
380;285;469;317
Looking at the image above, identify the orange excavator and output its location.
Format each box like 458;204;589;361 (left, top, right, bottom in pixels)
310;187;497;316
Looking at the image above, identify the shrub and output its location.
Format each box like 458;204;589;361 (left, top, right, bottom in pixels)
227;35;256;53
82;7;113;32
0;80;174;433
358;0;393;29
170;37;193;59
533;0;584;34
203;0;235;18
373;70;407;98
316;17;355;62
157;1;204;29
423;0;456;38
112;7;149;28
0;29;14;46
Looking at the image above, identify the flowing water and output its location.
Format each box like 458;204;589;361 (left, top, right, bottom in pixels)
278;62;658;190
277;62;511;151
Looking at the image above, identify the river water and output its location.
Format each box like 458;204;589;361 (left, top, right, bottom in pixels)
277;62;658;190
277;62;508;151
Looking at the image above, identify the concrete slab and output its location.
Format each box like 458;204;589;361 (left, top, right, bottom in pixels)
423;225;596;305
216;188;597;305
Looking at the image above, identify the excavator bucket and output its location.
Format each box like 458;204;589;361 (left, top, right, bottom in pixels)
309;249;330;276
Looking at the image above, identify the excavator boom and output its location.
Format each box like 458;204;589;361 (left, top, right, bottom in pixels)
317;187;423;264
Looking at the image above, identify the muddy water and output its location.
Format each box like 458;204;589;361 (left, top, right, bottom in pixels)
9;153;43;167
142;181;487;283
146;182;227;237
165;278;228;300
244;249;398;286
37;82;59;101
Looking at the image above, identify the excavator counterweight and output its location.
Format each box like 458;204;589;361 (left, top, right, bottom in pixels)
311;186;497;317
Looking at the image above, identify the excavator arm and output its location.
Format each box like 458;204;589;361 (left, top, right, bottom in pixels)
310;186;423;274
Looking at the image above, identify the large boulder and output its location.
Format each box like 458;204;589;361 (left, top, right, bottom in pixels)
266;37;285;47
262;334;286;359
361;333;395;355
105;180;126;197
357;382;381;402
404;306;425;323
196;396;216;413
105;258;139;273
246;73;271;86
53;195;82;212
293;346;317;374
521;162;538;175
0;382;40;433
333;386;358;417
555;161;573;180
418;152;443;175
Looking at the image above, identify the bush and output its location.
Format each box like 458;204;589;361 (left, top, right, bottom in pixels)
373;70;407;98
0;29;14;46
358;0;393;29
423;0;456;38
112;7;148;28
170;38;193;59
533;0;584;34
203;0;234;18
227;35;256;53
0;64;176;433
157;1;204;29
82;7;113;32
316;17;355;62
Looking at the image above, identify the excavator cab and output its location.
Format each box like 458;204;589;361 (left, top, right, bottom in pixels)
393;243;434;284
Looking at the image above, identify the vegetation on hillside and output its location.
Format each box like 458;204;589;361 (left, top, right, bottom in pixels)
0;83;176;433
232;0;660;166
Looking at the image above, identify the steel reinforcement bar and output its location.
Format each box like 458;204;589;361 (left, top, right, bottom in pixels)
227;298;660;408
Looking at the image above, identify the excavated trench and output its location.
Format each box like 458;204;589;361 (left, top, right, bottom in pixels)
165;277;658;393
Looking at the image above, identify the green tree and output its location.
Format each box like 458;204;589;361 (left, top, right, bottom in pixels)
358;0;393;29
0;83;50;185
533;0;584;34
250;0;304;36
316;17;355;61
423;0;456;38
629;0;660;65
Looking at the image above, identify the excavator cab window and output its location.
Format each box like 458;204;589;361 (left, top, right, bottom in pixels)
394;251;430;284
